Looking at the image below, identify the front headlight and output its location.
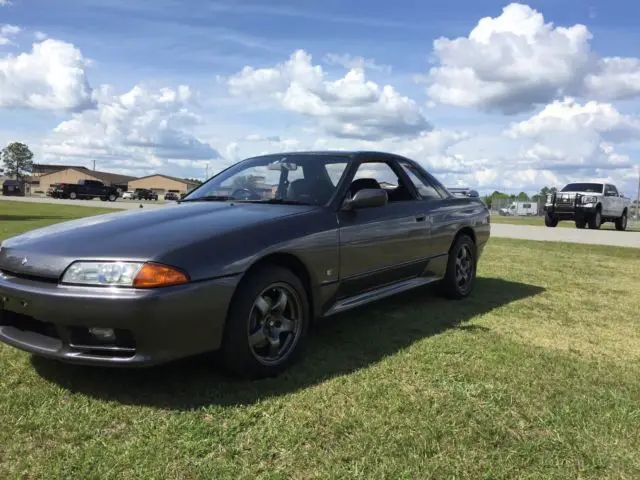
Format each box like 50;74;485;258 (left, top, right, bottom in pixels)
61;261;189;288
62;262;144;287
582;195;597;204
546;194;553;203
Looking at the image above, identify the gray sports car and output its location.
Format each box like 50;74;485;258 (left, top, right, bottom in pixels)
0;151;490;378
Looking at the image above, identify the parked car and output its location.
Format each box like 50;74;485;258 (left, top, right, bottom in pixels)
164;192;180;201
46;184;60;197
51;180;119;201
0;151;490;378
121;191;134;200
133;188;158;201
544;182;631;230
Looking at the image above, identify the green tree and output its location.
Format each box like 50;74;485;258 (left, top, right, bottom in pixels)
516;191;530;201
1;142;34;181
232;174;260;190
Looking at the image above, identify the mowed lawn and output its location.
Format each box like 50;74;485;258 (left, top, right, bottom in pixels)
491;213;640;232
1;202;640;479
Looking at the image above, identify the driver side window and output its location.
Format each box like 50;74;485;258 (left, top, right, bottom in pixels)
347;161;416;203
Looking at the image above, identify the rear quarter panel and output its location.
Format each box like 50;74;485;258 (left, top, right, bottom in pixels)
430;197;490;256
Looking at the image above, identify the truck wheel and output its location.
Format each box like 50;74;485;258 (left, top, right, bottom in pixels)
69;192;77;200
100;197;107;202
575;218;586;229
108;194;117;202
544;213;558;227
615;210;628;231
588;209;602;230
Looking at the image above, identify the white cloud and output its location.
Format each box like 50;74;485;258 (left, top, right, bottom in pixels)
424;2;640;113
425;3;593;113
507;98;640;143
324;53;391;73
43;84;220;177
0;0;11;6
34;31;48;41
0;39;93;110
227;49;430;140
0;24;20;45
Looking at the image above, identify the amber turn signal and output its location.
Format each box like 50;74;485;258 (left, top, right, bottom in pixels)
133;263;189;288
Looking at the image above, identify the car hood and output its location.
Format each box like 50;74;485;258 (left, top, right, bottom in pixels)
0;202;317;280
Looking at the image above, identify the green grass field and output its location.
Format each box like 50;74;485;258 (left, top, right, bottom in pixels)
491;213;640;232
1;202;640;478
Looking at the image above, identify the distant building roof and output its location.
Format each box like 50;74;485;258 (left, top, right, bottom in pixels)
33;163;90;174
130;173;200;186
38;166;136;186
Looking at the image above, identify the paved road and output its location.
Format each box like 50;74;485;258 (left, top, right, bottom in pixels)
491;223;640;248
0;195;169;210
2;195;639;248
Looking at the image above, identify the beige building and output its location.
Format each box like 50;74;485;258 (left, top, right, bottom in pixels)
36;167;136;193
128;174;200;195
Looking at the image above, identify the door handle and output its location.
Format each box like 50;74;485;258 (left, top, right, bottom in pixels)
415;215;426;222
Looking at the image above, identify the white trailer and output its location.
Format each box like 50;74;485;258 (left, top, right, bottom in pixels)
499;201;539;216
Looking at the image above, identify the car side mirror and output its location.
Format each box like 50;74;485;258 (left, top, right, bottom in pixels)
342;188;388;211
467;189;479;198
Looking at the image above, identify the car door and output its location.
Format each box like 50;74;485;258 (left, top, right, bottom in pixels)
335;159;432;299
603;184;618;216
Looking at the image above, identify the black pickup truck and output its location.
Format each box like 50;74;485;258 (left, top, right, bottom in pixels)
51;180;120;201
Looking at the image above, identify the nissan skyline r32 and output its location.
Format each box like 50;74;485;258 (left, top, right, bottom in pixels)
0;151;490;378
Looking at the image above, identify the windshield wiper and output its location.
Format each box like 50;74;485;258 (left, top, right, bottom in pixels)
246;199;308;205
180;195;232;202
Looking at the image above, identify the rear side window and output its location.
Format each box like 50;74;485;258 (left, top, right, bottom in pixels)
399;162;443;200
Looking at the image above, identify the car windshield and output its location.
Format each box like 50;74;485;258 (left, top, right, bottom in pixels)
183;154;350;205
561;183;603;193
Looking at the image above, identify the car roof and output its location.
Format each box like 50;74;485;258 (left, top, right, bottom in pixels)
246;150;408;160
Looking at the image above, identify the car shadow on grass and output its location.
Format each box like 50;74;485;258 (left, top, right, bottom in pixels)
32;277;544;409
0;215;71;221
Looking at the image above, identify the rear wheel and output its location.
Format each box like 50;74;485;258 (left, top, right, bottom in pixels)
545;213;558;227
615;210;628;231
220;266;309;379
108;194;117;202
69;192;77;200
588;209;602;230
100;197;107;202
440;234;476;299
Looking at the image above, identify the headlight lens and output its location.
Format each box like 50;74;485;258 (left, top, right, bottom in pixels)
62;262;144;287
61;261;189;288
546;194;552;203
582;195;597;204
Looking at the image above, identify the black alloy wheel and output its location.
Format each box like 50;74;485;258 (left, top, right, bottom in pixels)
441;234;476;299
221;266;309;378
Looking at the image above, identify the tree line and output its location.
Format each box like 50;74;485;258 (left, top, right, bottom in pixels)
482;186;558;209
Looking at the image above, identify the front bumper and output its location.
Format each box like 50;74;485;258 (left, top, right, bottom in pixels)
0;272;239;367
544;203;597;218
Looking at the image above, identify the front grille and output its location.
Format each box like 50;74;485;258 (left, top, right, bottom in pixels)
0;310;60;339
0;269;59;284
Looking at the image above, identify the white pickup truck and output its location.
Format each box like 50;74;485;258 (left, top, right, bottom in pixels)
543;182;631;230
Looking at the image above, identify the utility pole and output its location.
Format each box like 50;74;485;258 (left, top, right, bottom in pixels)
205;162;209;180
93;159;96;171
636;167;640;220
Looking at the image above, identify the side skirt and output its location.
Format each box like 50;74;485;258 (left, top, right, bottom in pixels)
322;275;440;318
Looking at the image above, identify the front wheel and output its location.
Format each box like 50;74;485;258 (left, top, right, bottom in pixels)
615;211;628;231
575;218;586;229
440;234;476;299
588;209;602;230
108;194;117;202
69;192;77;200
545;213;558;227
220;266;309;379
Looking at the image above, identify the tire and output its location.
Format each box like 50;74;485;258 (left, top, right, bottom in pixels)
615;210;628;231
588;209;602;230
544;213;558;227
69;192;77;200
108;194;117;202
575;218;586;229
220;266;310;379
100;197;107;202
440;234;476;300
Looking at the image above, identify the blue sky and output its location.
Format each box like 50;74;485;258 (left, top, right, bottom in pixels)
1;0;640;195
